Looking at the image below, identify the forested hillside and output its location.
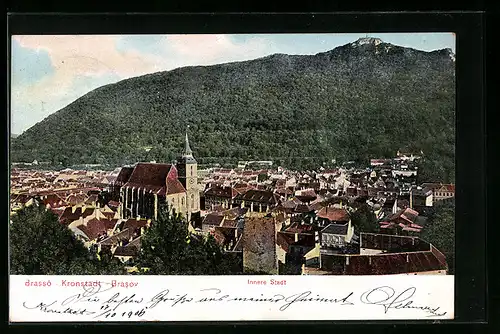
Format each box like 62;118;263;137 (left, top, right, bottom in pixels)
11;38;455;182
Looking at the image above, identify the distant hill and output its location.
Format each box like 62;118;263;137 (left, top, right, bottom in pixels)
10;37;455;181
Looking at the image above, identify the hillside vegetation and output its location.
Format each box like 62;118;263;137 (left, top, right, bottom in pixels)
11;38;455;182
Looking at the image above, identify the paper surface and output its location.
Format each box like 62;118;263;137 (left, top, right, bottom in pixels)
10;275;454;322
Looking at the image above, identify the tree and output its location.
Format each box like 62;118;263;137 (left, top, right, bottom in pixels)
10;202;126;275
350;204;379;234
136;204;240;275
420;200;455;274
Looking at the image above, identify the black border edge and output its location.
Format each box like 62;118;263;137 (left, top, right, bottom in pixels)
5;12;486;328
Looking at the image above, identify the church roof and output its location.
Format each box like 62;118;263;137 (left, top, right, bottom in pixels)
115;167;134;184
123;163;172;189
166;178;187;195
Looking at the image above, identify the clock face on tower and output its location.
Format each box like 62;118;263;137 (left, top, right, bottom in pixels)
189;178;195;185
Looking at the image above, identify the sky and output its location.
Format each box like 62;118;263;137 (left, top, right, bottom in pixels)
10;33;455;135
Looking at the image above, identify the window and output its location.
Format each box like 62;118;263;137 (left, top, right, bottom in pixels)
191;166;193;177
182;197;185;206
191;194;195;209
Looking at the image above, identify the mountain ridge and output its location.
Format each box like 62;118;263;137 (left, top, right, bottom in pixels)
10;38;455;181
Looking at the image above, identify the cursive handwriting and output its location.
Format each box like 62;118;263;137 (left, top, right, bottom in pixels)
360;286;447;317
147;289;194;309
278;291;354;311
23;300;95;316
21;283;449;320
61;281;114;306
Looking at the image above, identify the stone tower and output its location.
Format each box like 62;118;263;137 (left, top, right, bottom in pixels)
177;130;199;222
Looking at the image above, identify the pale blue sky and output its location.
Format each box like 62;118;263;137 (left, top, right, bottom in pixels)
11;33;455;134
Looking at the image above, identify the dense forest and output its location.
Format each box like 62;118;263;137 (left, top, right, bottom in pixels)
11;38;455;182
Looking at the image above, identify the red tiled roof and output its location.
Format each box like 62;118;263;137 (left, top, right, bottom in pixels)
295;203;312;213
236;189;281;205
82;207;95;219
107;200;120;207
59;207;84;225
276;231;296;252
317;207;350;222
40;193;66;207
76;218;112;240
166;178;186;195
85;194;99;204
113;245;140;257
101;211;116;219
124;163;172;188
66;193;88;206
115;167;134;184
242;171;259;176
387;208;419;225
220;219;237;228
98;228;136;246
285;223;315;234
220;207;248;220
104;218;119;230
211;229;227;246
203;214;224;226
275;188;294;195
205;186;239;198
123;218;148;231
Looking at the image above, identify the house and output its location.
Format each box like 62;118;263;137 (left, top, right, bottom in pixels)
201;213;225;232
113;236;142;263
421;183;455;202
410;187;433;208
370;159;390;166
316;207;351;228
295;189;317;203
319;222;354;250
204;186;239;211
233;189;281;213
379;207;423;234
305;232;447;275
276;231;316;274
72;217;119;246
97;218;147;260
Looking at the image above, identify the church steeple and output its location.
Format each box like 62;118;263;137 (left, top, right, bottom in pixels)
185;131;193;156
180;127;196;164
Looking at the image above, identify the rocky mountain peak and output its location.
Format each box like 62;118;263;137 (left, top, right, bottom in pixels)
351;37;383;47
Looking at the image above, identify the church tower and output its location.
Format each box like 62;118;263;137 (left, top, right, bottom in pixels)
177;130;199;222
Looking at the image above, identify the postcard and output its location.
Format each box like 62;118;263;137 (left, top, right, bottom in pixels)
9;32;456;322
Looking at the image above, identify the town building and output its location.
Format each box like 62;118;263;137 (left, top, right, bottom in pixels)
119;133;200;222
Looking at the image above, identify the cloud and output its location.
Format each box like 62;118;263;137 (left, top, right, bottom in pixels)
10;34;278;134
116;34;276;70
11;35;166;134
11;39;55;86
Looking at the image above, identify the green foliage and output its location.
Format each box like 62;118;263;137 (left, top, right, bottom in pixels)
420;200;455;274
11;43;454;176
351;204;379;234
136;204;240;275
258;173;269;182
10;202;126;275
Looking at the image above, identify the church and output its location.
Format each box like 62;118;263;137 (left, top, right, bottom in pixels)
117;133;200;223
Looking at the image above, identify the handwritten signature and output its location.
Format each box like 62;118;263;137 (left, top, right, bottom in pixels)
360;286;447;317
21;282;448;319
